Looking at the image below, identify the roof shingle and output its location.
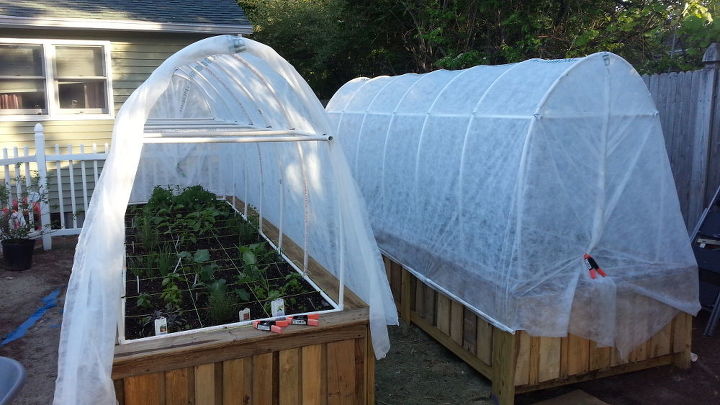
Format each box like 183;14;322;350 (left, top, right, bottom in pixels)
0;0;250;28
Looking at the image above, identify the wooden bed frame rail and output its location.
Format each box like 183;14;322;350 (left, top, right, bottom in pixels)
383;257;692;405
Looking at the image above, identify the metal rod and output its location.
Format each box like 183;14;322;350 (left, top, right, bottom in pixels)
144;129;318;138
144;123;255;130
142;135;331;144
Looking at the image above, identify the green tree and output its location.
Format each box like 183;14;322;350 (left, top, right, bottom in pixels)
238;0;718;97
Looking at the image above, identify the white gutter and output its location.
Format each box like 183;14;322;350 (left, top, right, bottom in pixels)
0;15;253;34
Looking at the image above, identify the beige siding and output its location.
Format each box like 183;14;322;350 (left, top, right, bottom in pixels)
0;30;215;216
0;29;212;148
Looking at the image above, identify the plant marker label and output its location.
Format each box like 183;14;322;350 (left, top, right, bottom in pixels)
154;317;168;336
239;308;251;321
271;298;285;317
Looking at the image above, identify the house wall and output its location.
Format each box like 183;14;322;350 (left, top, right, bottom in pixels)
0;29;215;148
0;29;226;218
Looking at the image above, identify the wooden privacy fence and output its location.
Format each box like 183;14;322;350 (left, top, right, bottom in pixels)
642;43;720;232
0;123;108;250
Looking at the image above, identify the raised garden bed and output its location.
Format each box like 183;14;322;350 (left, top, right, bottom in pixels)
383;257;693;405
120;186;334;341
113;188;373;404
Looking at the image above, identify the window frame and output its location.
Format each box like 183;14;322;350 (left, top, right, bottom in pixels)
0;38;114;121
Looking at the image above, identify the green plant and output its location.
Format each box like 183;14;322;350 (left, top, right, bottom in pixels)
136;293;153;310
137;213;158;251
126;255;144;278
161;273;183;311
237;214;260;245
175;185;218;211
0;168;49;241
207;279;236;324
156;245;176;276
145;185;176;213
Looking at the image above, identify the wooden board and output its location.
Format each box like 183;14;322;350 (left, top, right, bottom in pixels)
388;257;694;405
115;335;370;405
113;196;373;405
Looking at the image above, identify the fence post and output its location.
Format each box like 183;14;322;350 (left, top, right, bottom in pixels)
34;123;52;250
702;44;720;210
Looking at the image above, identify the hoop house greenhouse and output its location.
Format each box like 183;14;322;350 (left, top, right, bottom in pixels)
327;53;700;402
53;35;396;405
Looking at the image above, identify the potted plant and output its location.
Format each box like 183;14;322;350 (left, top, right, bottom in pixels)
0;170;48;271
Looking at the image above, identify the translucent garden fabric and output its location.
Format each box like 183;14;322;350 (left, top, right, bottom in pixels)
54;36;397;405
326;53;700;357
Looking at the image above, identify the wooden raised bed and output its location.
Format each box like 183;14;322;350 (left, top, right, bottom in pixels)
112;198;374;405
383;257;693;405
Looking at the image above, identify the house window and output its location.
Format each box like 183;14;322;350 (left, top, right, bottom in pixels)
0;40;112;119
0;44;46;113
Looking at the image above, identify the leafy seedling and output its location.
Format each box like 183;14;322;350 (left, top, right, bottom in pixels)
207;279;236;324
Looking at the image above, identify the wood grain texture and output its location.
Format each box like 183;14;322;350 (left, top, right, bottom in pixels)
423;284;436;325
114;314;368;379
252;353;274;405
491;328;516;405
279;349;301;405
400;265;412;321
301;344;326;405
165;367;194;405
513;332;531;386
195;363;221;405
537;337;561;382
567;334;589;376
476;319;493;366
436;294;451;335
354;338;367;405
589;341;611;371
463;308;478;354
114;379;125;405
672;312;693;368
124;372;164;405
223;358;252;405
414;278;424;315
450;301;464;346
327;340;356;405
528;336;540;385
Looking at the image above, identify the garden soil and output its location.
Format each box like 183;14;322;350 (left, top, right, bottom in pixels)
2;236;720;404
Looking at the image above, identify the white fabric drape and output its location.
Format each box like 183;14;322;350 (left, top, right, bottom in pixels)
54;35;397;405
327;53;700;358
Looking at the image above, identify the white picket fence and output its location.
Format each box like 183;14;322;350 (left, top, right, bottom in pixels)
0;123;109;250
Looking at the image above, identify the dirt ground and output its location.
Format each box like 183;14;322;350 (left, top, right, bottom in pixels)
1;237;720;405
378;313;720;405
0;237;75;405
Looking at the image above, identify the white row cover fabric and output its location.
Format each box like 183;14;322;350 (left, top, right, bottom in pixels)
54;35;397;405
326;53;700;358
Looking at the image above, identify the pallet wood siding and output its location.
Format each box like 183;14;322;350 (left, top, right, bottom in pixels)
113;197;374;405
0;29;208;147
383;257;693;405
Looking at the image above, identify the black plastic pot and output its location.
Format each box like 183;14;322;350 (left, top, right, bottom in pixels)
2;239;36;271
